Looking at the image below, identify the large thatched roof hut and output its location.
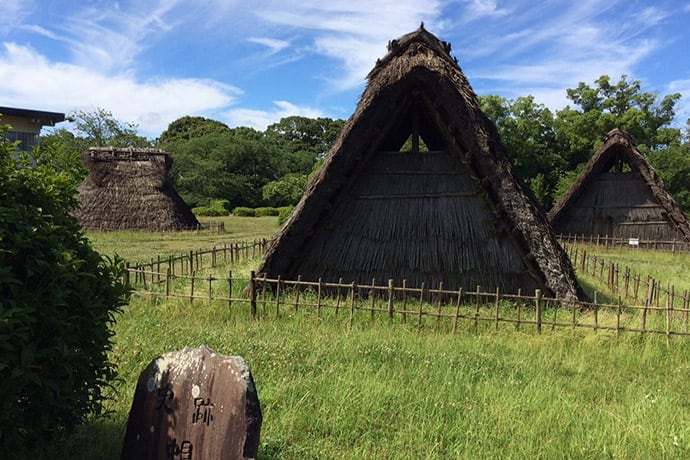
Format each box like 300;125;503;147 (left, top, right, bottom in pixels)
549;129;690;242
74;147;200;231
258;25;584;301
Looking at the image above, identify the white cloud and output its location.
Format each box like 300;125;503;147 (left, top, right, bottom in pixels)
253;0;443;91
0;43;241;137
247;37;290;55
224;100;323;130
461;0;510;21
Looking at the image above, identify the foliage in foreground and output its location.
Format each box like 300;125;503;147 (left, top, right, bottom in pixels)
0;131;130;453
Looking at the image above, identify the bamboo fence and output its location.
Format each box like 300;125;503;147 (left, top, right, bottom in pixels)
558;233;690;253
125;265;690;343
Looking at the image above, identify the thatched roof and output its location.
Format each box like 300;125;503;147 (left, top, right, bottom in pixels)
74;147;200;231
258;25;584;301
549;129;690;242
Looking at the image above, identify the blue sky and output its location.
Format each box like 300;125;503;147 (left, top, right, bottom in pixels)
2;0;690;139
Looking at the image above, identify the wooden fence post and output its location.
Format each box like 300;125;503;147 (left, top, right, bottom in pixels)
249;271;257;320
387;279;394;321
516;288;522;331
165;267;171;297
336;277;343;315
494;287;500;331
474;285;481;333
535;289;542;334
275;275;281;319
227;270;233;311
370;278;376;321
294;275;302;313
436;282;444;331
417;282;425;329
349;282;356;330
190;271;195;305
317;278;323;320
453;288;463;334
593;291;598;332
402;279;408;324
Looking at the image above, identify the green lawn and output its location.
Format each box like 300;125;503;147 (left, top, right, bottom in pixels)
41;225;690;459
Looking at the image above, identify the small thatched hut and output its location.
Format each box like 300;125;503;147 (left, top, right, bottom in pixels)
257;25;584;301
74;147;200;231
549;129;690;242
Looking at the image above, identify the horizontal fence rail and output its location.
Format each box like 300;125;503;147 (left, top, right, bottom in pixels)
125;267;690;343
126;239;269;280
558;234;690;253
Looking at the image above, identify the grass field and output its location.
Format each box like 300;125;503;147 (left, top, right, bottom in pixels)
40;220;690;459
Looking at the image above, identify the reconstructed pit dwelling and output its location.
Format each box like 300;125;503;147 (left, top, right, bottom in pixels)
258;26;584;302
549;128;690;242
74;147;199;231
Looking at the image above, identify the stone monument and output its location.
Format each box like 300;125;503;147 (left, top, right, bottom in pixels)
120;345;262;459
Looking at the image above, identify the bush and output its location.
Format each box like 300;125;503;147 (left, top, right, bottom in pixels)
233;206;256;217
192;198;230;217
0;132;130;453
209;199;230;212
254;206;280;217
278;205;295;226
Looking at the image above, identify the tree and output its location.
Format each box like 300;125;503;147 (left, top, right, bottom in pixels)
648;122;690;213
158;116;232;145
555;75;681;168
265;116;345;176
262;173;308;207
0;124;129;452
66;107;151;148
481;95;566;208
169;132;278;208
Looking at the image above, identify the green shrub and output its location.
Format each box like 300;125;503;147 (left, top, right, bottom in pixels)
278;205;295;225
209;198;230;212
233;206;256;217
0;131;130;453
254;206;280;217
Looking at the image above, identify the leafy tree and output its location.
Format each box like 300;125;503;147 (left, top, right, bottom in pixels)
648;123;690;213
555;75;681;167
262;173;308;207
265;116;345;176
169;132;278;208
481;95;566;207
66;107;151;148
39;128;90;157
158;116;232;145
0;124;129;452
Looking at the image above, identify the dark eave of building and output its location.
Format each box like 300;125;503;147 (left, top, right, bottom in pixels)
0;106;66;126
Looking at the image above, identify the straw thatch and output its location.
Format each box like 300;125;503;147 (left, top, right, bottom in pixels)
74;147;200;231
549;129;690;242
258;25;584;302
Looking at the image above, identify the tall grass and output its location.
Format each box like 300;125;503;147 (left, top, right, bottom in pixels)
40;230;690;459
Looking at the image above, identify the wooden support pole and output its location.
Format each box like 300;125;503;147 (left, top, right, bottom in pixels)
535;289;542;334
453;288;463;334
249;271;257;320
349;282;356;330
387;279;394;321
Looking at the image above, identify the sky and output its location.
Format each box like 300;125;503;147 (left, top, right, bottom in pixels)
2;0;690;139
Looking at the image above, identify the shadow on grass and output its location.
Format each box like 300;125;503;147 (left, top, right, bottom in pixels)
35;414;126;460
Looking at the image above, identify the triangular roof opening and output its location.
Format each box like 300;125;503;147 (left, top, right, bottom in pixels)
258;25;584;301
549;128;690;241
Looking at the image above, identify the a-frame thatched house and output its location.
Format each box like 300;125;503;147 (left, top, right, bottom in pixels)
74;147;200;231
549;128;690;242
258;25;584;301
